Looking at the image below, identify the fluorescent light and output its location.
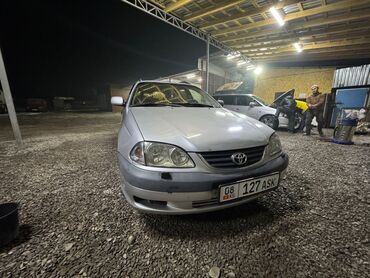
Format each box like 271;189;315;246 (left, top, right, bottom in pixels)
269;7;285;26
293;42;303;53
254;66;263;75
237;60;247;66
186;73;196;79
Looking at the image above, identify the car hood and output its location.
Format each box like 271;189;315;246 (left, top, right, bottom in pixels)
131;107;273;152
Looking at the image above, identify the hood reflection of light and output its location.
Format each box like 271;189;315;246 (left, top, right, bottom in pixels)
228;126;243;132
187;133;201;139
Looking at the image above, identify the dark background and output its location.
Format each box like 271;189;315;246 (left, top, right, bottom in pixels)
1;0;369;101
0;0;208;99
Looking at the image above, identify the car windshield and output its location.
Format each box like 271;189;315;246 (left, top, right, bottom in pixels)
130;82;220;108
252;95;270;106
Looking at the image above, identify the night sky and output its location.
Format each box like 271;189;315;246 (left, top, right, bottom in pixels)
0;0;209;99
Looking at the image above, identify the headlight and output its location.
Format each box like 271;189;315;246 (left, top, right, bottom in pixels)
130;142;194;168
267;133;282;157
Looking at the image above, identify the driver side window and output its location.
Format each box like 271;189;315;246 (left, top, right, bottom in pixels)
236;96;251;106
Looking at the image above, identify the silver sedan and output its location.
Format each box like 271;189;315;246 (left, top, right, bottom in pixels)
111;81;289;214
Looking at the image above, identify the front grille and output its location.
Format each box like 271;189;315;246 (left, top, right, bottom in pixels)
199;145;266;169
192;197;218;208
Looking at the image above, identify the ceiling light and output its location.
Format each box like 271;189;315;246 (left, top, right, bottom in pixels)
269;7;285;26
254;66;263;75
293;42;303;53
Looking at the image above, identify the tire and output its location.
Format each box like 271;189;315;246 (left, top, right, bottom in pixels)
260;115;279;130
293;112;303;132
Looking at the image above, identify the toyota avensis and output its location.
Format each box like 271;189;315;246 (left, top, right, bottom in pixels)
111;81;289;214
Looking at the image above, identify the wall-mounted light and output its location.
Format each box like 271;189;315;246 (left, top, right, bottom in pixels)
269;7;285;26
254;66;263;75
293;42;303;53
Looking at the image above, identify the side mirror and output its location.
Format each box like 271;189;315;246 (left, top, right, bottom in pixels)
217;99;224;107
111;96;125;106
249;101;257;108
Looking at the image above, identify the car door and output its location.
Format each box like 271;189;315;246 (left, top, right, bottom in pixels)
234;95;261;119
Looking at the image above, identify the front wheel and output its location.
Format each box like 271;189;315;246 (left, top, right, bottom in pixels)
293;112;304;132
260;115;279;130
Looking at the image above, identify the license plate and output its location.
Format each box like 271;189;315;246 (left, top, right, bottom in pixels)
219;173;280;203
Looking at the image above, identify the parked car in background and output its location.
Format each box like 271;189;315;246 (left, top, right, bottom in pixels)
111;81;289;214
213;93;302;130
25;98;48;112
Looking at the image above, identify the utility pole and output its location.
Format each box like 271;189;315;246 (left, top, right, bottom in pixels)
0;47;23;146
206;34;210;93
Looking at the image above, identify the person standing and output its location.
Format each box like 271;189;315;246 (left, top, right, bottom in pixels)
295;99;309;132
305;84;325;136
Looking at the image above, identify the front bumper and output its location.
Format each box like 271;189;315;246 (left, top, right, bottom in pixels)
117;152;289;214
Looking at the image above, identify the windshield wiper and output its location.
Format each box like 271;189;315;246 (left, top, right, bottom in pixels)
172;102;214;108
131;103;182;107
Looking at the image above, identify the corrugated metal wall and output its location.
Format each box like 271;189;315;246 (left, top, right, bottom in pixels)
332;64;370;88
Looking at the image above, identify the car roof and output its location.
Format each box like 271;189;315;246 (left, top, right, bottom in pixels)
214;93;254;96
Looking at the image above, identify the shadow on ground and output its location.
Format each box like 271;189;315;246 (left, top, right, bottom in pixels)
141;187;304;240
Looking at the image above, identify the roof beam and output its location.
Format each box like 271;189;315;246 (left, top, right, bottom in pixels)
221;10;370;43
212;0;369;36
183;0;245;22
165;0;193;12
201;0;301;29
254;51;370;62
244;38;370;55
236;30;370;51
228;22;370;47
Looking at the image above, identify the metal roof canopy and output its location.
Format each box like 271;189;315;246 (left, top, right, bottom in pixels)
143;0;370;63
121;0;255;91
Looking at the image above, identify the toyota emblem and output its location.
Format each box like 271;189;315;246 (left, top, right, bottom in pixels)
231;153;248;166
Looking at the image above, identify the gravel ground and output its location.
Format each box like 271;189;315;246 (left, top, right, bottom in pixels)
0;112;369;277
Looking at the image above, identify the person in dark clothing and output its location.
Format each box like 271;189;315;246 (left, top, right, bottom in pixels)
305;84;325;137
275;94;296;133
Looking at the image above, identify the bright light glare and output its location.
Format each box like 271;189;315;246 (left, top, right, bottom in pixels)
186;73;196;79
197;77;202;82
293;42;303;53
254;66;263;75
269;7;285;26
